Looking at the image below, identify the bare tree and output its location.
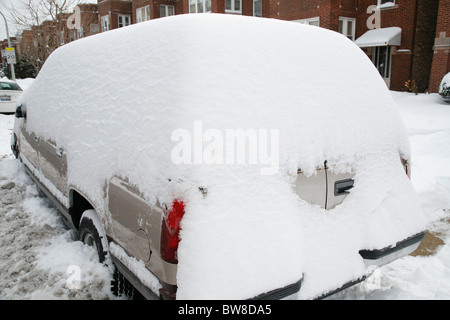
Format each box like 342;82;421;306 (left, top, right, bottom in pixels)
6;0;98;75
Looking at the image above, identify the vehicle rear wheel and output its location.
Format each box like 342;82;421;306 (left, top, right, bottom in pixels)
78;209;143;299
78;210;107;263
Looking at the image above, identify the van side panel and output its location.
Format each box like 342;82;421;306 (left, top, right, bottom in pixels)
108;177;152;262
107;177;177;286
19;127;39;167
39;139;68;196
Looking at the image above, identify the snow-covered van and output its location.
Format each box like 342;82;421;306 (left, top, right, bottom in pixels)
11;14;425;300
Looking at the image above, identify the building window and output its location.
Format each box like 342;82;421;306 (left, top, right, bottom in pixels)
295;17;320;27
225;0;242;13
253;0;262;17
137;6;150;23
189;0;212;13
378;0;395;7
160;5;175;17
338;17;356;40
118;15;131;28
372;46;392;79
90;24;100;35
101;15;110;32
77;27;84;39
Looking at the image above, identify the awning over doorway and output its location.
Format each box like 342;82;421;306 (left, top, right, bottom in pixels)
355;27;402;47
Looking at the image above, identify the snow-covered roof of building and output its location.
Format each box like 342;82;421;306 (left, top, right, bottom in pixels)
355;27;402;47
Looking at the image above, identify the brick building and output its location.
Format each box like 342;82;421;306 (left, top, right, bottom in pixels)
95;0;448;93
4;0;448;92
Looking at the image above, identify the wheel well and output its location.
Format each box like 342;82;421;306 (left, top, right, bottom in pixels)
69;190;94;229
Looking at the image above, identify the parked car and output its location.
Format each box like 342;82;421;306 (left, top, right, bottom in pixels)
11;14;425;300
0;80;22;114
439;72;450;103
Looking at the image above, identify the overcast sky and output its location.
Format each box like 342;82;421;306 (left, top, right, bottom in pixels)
0;0;15;41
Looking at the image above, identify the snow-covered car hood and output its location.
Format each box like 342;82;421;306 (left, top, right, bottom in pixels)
19;14;425;299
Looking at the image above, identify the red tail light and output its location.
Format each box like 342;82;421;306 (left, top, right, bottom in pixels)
401;158;411;180
405;163;411;180
161;200;185;264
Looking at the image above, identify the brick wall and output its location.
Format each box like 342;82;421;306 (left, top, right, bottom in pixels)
429;0;450;93
98;0;132;29
411;0;439;92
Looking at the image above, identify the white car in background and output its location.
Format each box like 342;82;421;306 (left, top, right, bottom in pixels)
0;80;22;114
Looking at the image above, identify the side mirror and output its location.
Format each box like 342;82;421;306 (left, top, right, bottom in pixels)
15;104;26;118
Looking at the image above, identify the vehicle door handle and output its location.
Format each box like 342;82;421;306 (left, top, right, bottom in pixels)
56;147;63;158
334;179;354;196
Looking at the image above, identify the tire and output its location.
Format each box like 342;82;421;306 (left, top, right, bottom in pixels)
78;210;143;299
78;210;107;263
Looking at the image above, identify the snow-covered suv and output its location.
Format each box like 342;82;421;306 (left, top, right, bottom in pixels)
11;14;425;300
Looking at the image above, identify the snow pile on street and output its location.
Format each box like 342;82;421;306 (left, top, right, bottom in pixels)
0;140;113;299
17;14;425;299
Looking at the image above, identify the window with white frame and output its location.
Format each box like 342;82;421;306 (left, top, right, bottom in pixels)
137;6;150;23
295;17;320;27
160;5;175;17
101;15;110;32
338;17;356;40
118;15;131;28
225;0;242;13
378;0;395;7
253;0;262;17
189;0;211;13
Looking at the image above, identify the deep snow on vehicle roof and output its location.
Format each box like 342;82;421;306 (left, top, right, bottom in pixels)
21;13;409;176
18;14;425;299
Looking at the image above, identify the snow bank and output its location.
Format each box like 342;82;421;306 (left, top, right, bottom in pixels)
0;115;14;157
18;14;424;299
0;159;113;299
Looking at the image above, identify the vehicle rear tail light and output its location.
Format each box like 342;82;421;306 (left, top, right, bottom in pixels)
405;163;411;180
161;200;185;264
401;158;411;180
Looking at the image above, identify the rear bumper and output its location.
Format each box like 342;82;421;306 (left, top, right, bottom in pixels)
318;231;426;299
249;278;302;300
0;102;16;113
359;231;426;268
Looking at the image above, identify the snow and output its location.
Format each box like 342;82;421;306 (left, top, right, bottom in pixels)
440;72;450;96
0;14;445;300
355;27;402;47
1;82;450;299
330;92;450;300
15;14;425;299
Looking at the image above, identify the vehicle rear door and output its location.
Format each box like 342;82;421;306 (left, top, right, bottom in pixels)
294;164;327;208
294;161;355;209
